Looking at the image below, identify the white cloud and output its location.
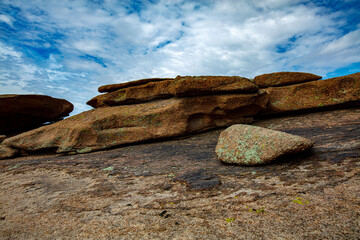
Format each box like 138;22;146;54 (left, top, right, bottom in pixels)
0;14;14;27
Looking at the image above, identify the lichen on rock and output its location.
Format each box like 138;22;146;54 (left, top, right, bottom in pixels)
215;124;314;165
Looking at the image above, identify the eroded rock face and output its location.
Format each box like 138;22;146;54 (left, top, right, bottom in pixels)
0;95;73;134
254;72;322;88
215;124;314;165
2;93;267;158
260;72;360;115
87;76;258;108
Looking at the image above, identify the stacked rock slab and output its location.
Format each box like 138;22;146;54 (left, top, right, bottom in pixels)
87;76;258;108
258;72;360;115
254;72;322;87
0;95;74;134
1;76;268;158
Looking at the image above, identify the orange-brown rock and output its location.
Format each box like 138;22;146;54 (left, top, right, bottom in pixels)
2;93;267;158
87;76;258;108
173;75;258;97
0;95;74;134
98;78;174;93
254;72;322;88
216;124;313;165
260;72;360;115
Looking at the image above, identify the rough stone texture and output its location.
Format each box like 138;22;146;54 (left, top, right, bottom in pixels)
98;77;174;93
0;94;73;134
173;75;258;97
0;135;5;143
260;72;360;115
254;71;322;88
2;93;267;158
0;144;18;159
173;169;221;190
0;108;359;239
87;76;258;108
216;124;314;165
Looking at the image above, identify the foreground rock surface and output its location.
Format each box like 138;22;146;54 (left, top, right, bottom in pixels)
0;108;359;239
216;124;314;165
87;76;258;108
254;71;322;87
0;94;73;134
2;93;266;157
261;72;360;115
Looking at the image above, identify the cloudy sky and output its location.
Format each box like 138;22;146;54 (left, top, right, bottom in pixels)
1;0;359;115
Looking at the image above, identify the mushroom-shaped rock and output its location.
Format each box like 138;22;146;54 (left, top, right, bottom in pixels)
216;124;314;165
0;94;73;134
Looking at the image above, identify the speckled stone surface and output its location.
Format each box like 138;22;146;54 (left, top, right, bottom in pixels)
0;108;359;239
216;124;314;165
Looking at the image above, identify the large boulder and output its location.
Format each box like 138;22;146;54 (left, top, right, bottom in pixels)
2;93;268;158
254;72;322;88
0;95;74;134
87;76;258;108
215;124;314;165
260;72;360;115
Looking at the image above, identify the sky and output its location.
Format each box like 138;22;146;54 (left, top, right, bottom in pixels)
1;0;359;115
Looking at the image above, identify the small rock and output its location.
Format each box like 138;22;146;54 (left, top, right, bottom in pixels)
216;124;314;165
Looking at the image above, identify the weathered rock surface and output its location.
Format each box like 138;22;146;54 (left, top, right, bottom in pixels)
174;75;258;97
0;108;359;239
2;93;267;158
216;124;314;165
260;72;360;115
254;71;322;87
0;144;18;159
0;135;5;143
98;77;174;93
0;94;73;134
87;76;258;108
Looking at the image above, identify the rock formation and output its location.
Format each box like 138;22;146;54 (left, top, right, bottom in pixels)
0;95;73;134
216;124;314;165
1;72;359;159
254;71;322;87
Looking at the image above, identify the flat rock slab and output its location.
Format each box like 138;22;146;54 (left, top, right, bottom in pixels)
0;108;359;239
216;124;314;165
98;77;175;93
254;71;322;87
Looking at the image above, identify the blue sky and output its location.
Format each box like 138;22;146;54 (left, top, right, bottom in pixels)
1;0;359;115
